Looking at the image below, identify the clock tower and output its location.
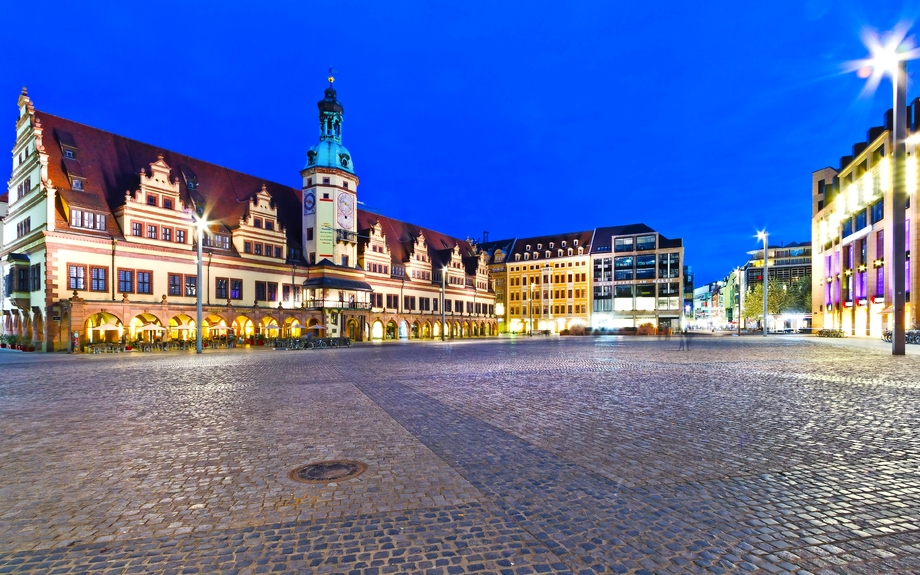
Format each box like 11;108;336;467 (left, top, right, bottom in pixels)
301;77;359;268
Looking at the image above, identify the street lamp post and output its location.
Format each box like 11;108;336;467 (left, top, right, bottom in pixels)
441;266;446;341
854;31;920;353
737;266;742;337
758;231;768;337
196;218;206;354
889;59;909;355
528;278;533;336
110;237;117;301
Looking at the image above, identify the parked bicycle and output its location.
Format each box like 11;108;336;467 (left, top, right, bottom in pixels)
281;335;351;350
881;330;920;343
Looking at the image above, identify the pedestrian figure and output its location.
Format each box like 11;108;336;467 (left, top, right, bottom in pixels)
677;329;685;351
684;328;691;350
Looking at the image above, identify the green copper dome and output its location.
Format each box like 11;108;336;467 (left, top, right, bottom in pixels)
305;86;354;174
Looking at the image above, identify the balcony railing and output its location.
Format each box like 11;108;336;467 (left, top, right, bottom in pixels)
336;230;358;244
303;299;371;310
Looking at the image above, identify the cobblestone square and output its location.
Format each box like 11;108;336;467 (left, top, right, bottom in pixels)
1;335;919;574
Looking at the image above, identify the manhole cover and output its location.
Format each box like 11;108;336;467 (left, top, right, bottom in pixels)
289;460;367;483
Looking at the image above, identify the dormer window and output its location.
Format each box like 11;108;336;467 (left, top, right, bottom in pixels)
253;217;262;228
526;245;531;251
545;251;551;258
549;242;554;248
533;252;539;259
64;149;74;159
561;241;567;248
146;195;157;206
72;178;83;191
537;243;542;249
574;239;578;246
163;198;173;210
265;220;274;231
515;254;521;261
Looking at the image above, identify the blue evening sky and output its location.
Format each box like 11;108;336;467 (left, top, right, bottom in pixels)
2;0;918;284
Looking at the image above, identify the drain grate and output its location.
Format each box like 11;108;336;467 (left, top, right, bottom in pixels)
289;460;367;483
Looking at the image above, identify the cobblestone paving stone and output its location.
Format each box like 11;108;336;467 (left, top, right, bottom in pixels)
1;335;919;573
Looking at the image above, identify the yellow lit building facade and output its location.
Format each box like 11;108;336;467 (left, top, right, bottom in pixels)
811;97;920;336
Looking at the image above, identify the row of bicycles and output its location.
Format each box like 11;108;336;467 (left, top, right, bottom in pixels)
881;330;920;343
282;336;352;350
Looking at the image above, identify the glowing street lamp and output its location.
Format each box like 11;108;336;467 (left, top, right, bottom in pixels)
195;215;209;354
850;26;920;354
441;266;447;341
757;231;768;337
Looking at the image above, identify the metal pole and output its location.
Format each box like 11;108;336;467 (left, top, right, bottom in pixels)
528;278;533;336
441;267;446;341
111;238;116;301
206;252;212;305
891;59;907;355
762;234;768;337
737;268;742;337
196;223;203;354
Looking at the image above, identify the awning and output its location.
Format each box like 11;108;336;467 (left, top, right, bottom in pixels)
302;276;373;292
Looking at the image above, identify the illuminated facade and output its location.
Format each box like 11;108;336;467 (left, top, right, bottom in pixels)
483;224;685;334
590;224;684;332
502;231;593;334
0;86;496;351
811;97;920;336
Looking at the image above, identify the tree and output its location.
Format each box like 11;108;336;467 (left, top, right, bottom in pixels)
742;276;812;320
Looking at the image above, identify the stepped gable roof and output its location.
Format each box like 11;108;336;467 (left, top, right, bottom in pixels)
36;111;303;247
509;230;593;257
356;209;476;270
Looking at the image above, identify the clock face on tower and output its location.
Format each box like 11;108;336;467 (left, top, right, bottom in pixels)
337;192;355;229
303;190;316;215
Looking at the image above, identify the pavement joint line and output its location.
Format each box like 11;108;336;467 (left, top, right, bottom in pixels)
3;336;920;573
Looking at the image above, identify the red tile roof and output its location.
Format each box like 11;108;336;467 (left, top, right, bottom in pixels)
33;110;475;264
357;210;477;271
37;111;303;248
0;191;8;204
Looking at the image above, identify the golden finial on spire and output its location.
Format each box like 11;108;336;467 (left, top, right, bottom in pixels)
328;66;338;86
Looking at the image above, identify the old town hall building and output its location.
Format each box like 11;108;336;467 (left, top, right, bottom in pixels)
0;85;497;351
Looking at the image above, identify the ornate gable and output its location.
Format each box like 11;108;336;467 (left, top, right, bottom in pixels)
137;155;181;205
